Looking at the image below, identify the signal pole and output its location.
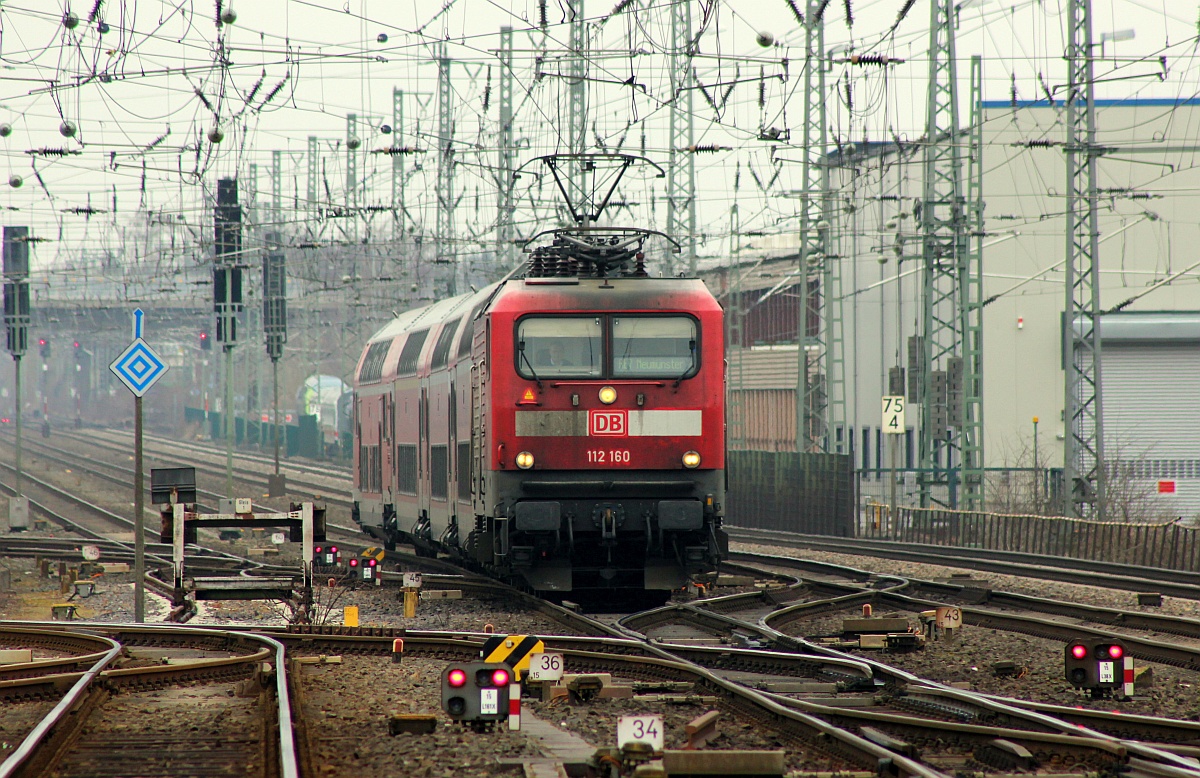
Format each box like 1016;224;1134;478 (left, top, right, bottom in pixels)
264;231;288;496
214;178;243;498
3;227;30;530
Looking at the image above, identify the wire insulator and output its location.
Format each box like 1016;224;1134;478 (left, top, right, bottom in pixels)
896;0;916;25
1010;72;1018;107
844;0;853;27
245;77;263;105
373;146;424;155
814;0;831;23
194;88;215;113
849;54;889;66
758;68;766;108
259;75;289;109
88;0;103;23
686;144;727;153
145;130;169;151
844;80;853;111
539;0;547;30
610;0;633;16
785;0;804;25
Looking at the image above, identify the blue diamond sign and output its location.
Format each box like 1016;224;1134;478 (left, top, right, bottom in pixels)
110;337;168;397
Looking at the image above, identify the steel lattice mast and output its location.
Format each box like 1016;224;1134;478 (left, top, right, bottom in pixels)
1064;0;1106;518
568;1;588;225
392;88;405;240
436;41;457;295
497;27;517;268
918;0;981;507
667;0;696;275
796;0;829;453
963;55;986;508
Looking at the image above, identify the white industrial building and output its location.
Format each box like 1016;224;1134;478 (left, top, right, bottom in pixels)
710;97;1200;520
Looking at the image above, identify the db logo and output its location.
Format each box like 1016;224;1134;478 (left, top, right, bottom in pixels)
589;409;627;437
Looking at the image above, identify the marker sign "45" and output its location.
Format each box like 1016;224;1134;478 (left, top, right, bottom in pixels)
618;715;664;751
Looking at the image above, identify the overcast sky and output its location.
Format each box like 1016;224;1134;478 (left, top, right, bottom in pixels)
0;1;1196;288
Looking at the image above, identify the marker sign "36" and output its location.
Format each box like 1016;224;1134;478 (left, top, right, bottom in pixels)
617;715;664;751
527;652;564;682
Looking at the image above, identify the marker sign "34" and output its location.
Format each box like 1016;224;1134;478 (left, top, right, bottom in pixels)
617;715;663;751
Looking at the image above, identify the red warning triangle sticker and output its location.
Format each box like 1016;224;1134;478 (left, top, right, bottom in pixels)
521;388;536;402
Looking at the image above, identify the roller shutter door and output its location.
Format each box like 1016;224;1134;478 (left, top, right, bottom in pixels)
1103;343;1200;519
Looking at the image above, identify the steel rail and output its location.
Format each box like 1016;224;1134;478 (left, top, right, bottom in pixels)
1;624;301;777
0;631;122;778
232;630;300;778
728;528;1200;599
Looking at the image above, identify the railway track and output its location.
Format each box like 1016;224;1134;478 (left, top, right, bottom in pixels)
0;429;371;561
728;526;1200;600
0;624;297;778
9;427;1200;774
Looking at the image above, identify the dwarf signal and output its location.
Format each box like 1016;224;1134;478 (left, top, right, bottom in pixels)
442;662;513;729
349;556;379;582
1065;637;1127;698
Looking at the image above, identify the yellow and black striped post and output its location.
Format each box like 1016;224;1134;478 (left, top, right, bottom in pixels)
480;635;545;682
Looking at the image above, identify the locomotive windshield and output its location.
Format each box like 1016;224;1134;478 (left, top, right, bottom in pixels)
516;315;698;379
613;317;697;378
516;317;603;377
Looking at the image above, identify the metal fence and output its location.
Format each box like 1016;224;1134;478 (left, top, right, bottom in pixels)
856;467;1065;516
859;505;1200;573
726;451;855;536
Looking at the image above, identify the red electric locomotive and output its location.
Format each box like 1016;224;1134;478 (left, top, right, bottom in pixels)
352;227;726;595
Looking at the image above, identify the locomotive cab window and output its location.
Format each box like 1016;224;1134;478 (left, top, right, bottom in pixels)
516;317;602;378
612;316;698;378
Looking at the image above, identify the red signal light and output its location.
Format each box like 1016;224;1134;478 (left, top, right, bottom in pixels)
330;546;338;554
448;668;467;687
368;558;377;567
1107;644;1124;660
38;338;46;346
349;558;359;568
1071;644;1088;660
314;546;323;554
491;668;510;687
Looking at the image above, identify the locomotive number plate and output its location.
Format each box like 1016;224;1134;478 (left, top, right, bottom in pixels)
587;449;631;464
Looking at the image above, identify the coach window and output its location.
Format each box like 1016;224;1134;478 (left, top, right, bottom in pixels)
516;317;602;378
612;316;698;379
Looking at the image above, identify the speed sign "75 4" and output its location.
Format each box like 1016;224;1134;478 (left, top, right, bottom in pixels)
882;395;905;435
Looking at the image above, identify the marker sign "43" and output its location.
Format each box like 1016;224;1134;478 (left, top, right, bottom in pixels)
617;715;664;751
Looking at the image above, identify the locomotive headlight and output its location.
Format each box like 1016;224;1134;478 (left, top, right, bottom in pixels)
515;451;535;469
682;451;701;469
598;386;618;404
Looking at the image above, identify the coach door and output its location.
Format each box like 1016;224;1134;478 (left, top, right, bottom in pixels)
471;318;489;515
419;386;430;521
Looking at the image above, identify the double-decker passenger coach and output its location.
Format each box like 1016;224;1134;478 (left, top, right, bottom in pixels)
352;227;726;596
